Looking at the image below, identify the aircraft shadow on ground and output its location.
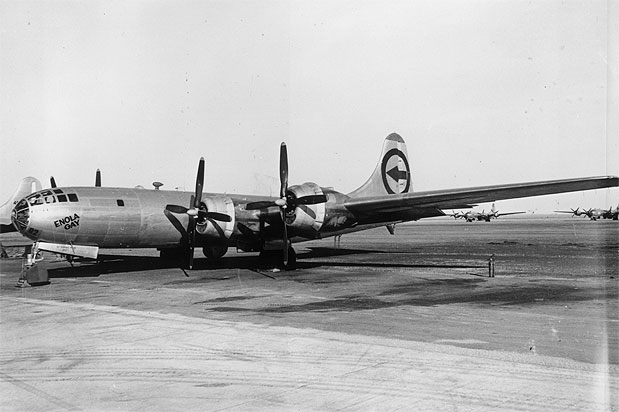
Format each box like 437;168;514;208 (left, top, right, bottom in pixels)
207;282;617;313
46;254;200;278
45;247;379;277
46;246;485;278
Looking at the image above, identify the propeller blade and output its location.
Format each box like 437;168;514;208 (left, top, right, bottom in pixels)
163;209;189;240
187;195;197;269
50;176;57;188
277;143;291;266
245;201;277;210
279;143;288;199
206;218;227;239
205;212;232;222
295;194;327;205
189;233;195;269
298;204;316;219
194;157;205;209
165;204;189;214
95;169;101;187
237;222;259;241
281;208;288;265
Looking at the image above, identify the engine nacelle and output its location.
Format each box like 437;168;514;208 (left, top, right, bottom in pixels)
285;182;326;234
195;196;235;239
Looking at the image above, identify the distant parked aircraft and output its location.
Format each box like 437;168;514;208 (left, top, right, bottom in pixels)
605;205;619;220
555;205;619;220
449;203;525;222
554;207;586;218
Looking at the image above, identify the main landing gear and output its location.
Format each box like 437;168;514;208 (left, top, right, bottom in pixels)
160;245;297;271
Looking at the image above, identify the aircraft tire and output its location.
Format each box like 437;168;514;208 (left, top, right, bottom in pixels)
203;245;228;259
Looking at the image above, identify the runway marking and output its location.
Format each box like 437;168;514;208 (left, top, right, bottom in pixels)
434;339;488;345
0;372;81;411
2;296;617;411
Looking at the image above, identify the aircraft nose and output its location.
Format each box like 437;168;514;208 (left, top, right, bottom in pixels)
11;198;30;232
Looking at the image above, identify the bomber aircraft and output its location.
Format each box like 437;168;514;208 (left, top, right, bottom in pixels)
449;203;525;222
606;205;619;220
9;133;619;269
555;205;619;220
554;207;586;218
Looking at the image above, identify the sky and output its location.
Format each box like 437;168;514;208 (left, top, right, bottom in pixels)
1;0;617;213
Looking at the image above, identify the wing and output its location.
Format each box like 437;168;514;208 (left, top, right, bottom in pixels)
345;176;618;221
496;211;526;217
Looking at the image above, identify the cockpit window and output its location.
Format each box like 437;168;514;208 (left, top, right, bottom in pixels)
27;194;44;206
53;189;63;194
26;191;77;205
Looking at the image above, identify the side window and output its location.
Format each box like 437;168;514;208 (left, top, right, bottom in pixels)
117;199;125;207
57;194;67;202
28;194;44;206
67;194;78;202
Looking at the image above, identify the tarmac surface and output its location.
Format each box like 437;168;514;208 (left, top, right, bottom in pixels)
1;216;617;411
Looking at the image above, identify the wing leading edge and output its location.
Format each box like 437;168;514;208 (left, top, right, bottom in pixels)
344;176;619;218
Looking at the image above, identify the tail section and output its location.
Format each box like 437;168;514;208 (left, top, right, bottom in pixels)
0;177;42;231
348;133;413;198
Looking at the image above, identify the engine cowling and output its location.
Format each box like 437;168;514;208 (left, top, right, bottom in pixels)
285;182;326;234
195;196;235;239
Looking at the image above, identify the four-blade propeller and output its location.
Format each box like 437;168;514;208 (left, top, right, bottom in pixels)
245;143;326;266
164;143;325;269
163;157;232;269
554;207;582;217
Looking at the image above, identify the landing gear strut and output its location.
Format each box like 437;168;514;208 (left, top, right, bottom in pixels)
259;247;296;270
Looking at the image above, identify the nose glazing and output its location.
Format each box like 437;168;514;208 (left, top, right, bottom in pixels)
11;198;30;232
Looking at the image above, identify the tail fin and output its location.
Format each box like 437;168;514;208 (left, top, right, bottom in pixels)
348;133;413;198
0;177;42;227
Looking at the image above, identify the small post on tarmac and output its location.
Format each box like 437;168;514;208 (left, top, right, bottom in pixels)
0;242;8;259
488;254;495;278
